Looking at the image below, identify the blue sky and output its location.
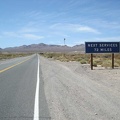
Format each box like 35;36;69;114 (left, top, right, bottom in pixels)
0;0;120;48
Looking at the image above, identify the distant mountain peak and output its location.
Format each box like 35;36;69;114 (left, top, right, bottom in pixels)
2;43;85;53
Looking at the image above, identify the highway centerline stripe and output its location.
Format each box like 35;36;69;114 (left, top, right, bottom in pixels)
33;55;40;120
0;57;31;73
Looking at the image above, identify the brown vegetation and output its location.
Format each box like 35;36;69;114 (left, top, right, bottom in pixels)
40;53;120;68
0;53;32;60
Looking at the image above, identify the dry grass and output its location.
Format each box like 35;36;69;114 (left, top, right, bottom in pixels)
0;53;32;60
40;52;120;68
40;53;90;62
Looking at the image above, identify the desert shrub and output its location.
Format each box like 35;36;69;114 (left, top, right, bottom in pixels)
115;59;120;66
40;53;120;68
80;59;87;64
101;60;112;68
115;54;120;59
94;58;104;65
114;63;119;67
0;53;32;60
93;61;97;67
47;54;53;58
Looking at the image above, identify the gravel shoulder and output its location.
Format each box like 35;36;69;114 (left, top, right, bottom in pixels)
40;56;120;120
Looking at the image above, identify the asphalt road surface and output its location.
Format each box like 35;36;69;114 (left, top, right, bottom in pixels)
0;54;50;120
1;54;120;120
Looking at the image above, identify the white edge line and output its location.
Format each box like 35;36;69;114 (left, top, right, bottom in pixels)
33;55;40;120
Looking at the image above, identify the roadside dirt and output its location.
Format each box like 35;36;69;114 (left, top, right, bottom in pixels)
40;56;120;120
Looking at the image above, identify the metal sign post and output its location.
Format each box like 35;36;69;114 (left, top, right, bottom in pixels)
112;53;114;69
91;54;93;70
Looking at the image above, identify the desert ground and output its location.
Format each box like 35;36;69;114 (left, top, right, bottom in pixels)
40;56;120;120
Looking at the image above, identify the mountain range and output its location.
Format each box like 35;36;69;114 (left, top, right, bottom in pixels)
0;43;85;53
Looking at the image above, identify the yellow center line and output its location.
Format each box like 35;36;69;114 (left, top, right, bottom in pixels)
0;57;31;73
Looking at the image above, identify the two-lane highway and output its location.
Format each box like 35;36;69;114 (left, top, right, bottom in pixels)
0;54;50;120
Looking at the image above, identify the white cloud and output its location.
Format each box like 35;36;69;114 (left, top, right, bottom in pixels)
19;27;39;33
76;26;100;34
24;11;42;18
22;33;44;40
85;19;120;29
94;37;120;42
2;31;44;40
3;32;20;37
50;23;101;34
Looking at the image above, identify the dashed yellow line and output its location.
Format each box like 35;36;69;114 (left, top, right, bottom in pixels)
0;57;31;73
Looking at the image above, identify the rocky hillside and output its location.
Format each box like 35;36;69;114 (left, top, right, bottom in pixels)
1;43;85;53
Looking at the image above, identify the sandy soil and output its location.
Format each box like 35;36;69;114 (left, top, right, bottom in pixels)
40;56;120;120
